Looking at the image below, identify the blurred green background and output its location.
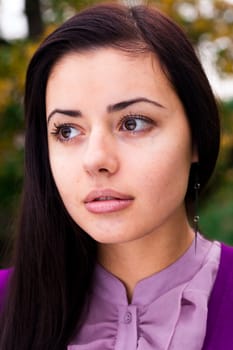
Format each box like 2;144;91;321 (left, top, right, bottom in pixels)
0;0;233;265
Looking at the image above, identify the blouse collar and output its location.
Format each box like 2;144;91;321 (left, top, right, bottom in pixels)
92;234;214;306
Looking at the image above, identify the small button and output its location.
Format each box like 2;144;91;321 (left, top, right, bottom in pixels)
124;311;132;324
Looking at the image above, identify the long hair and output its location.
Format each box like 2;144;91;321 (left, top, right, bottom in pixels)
0;3;220;349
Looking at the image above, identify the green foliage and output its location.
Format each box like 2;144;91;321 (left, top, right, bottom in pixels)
41;0;100;23
0;40;37;259
200;181;233;243
152;0;233;75
199;98;233;242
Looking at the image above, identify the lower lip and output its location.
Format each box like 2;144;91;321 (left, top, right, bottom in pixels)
84;199;133;214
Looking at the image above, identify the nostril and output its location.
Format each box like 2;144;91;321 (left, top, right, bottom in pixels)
99;168;108;173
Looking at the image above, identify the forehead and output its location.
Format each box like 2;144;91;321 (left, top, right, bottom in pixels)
46;48;182;113
48;47;167;86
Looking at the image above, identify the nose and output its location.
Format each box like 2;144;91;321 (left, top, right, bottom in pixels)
83;129;119;177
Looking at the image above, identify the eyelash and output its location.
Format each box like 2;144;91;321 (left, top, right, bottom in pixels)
50;123;78;143
50;114;154;143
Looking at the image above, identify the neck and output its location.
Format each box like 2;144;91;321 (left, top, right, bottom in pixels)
98;218;194;302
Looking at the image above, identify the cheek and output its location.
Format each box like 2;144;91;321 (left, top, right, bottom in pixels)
147;156;190;192
132;137;192;202
49;151;79;200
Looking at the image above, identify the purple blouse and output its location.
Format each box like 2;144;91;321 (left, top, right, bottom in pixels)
68;235;220;349
2;238;233;348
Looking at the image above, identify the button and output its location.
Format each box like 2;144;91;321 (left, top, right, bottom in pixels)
124;311;132;324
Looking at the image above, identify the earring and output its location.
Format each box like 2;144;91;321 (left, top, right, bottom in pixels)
194;180;200;252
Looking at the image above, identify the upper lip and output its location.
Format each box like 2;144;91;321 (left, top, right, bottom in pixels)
84;189;134;203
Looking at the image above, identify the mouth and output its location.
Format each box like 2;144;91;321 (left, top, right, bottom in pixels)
84;189;134;214
93;196;120;201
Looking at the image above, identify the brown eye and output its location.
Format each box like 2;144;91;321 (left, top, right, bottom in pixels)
124;119;137;130
51;123;81;142
120;115;153;132
60;126;72;139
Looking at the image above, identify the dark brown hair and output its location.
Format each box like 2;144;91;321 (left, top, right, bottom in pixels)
0;3;220;349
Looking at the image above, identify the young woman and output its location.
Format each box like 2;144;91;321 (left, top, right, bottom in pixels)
0;3;232;350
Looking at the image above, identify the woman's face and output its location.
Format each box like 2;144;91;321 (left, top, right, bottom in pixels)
46;48;197;244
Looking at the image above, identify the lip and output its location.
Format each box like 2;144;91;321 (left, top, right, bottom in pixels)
84;189;134;214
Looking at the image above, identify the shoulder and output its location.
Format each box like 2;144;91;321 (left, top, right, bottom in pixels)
203;243;233;349
0;268;12;310
221;242;233;258
211;242;233;296
216;243;233;279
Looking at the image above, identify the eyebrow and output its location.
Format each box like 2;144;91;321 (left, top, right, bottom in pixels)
107;97;165;113
47;109;81;124
47;97;165;124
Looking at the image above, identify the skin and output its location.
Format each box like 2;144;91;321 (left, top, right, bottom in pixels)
46;48;197;299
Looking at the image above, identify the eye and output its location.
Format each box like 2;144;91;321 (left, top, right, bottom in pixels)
51;123;81;142
120;115;154;132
